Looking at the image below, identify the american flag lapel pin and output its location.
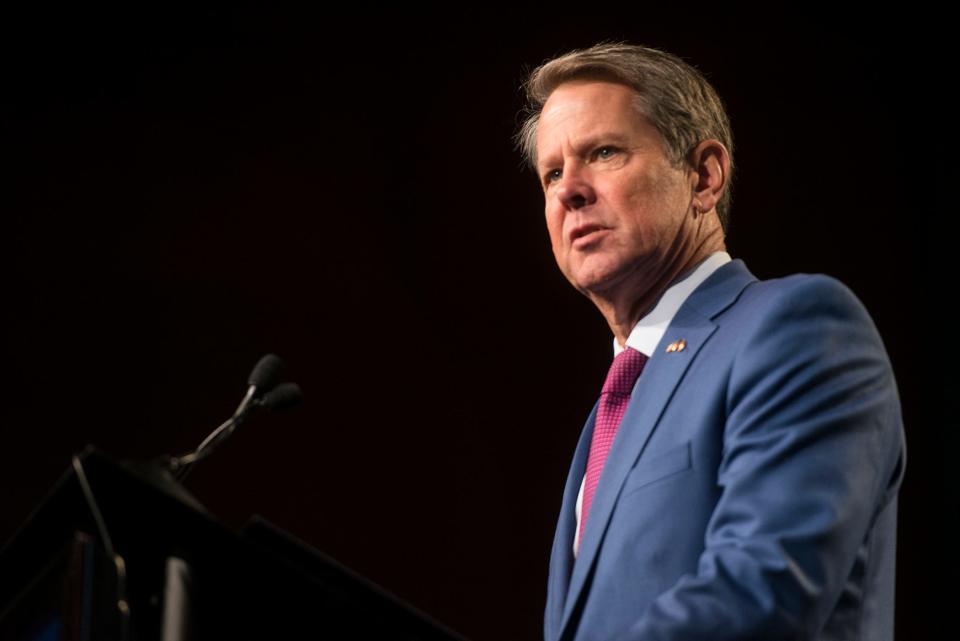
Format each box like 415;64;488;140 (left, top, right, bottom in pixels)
665;339;687;353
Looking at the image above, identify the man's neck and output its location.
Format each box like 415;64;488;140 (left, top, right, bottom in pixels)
614;251;731;356
602;244;726;347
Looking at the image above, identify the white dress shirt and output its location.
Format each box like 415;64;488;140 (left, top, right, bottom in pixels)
573;251;731;555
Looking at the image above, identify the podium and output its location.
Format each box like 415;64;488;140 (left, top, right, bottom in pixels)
0;448;466;640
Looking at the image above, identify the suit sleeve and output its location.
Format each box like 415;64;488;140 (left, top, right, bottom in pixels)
614;275;905;641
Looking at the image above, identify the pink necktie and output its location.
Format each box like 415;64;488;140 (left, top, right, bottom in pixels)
579;347;648;548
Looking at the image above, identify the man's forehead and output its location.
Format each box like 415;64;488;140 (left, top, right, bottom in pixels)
540;79;639;121
536;81;649;161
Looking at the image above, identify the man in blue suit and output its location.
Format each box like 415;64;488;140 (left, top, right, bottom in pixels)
515;43;905;641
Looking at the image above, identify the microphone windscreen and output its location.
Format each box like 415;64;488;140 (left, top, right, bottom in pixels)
249;354;283;389
259;382;303;411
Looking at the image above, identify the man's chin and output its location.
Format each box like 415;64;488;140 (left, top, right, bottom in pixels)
567;264;654;308
569;272;626;301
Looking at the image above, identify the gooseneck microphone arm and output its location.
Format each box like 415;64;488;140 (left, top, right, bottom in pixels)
169;354;302;481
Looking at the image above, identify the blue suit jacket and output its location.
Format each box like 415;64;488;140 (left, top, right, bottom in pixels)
545;260;906;641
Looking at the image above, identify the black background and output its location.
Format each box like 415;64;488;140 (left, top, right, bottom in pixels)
2;7;953;640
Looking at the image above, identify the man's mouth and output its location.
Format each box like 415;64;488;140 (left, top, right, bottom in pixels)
570;224;609;247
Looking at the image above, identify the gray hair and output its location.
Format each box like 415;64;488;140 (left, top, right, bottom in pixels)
516;42;734;230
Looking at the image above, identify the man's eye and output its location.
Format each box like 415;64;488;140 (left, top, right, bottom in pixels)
596;146;618;159
546;169;562;183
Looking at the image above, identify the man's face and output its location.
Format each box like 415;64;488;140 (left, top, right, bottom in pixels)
536;81;697;303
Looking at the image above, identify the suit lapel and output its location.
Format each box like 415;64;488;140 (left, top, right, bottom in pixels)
556;260;756;640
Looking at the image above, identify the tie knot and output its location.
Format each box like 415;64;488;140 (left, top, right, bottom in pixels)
601;347;648;396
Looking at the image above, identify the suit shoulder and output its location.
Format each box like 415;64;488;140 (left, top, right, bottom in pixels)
733;272;876;329
715;271;890;377
746;272;864;306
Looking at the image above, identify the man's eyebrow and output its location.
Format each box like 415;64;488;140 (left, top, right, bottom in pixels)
537;132;634;171
579;132;632;149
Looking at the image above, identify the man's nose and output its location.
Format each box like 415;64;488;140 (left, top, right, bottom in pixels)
555;169;597;210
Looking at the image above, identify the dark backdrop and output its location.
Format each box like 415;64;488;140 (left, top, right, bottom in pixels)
2;8;952;640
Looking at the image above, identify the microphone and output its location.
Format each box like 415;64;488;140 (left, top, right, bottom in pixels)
170;354;302;479
249;353;283;390
228;353;286;422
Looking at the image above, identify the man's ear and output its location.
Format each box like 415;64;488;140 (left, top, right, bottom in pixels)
688;139;730;214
